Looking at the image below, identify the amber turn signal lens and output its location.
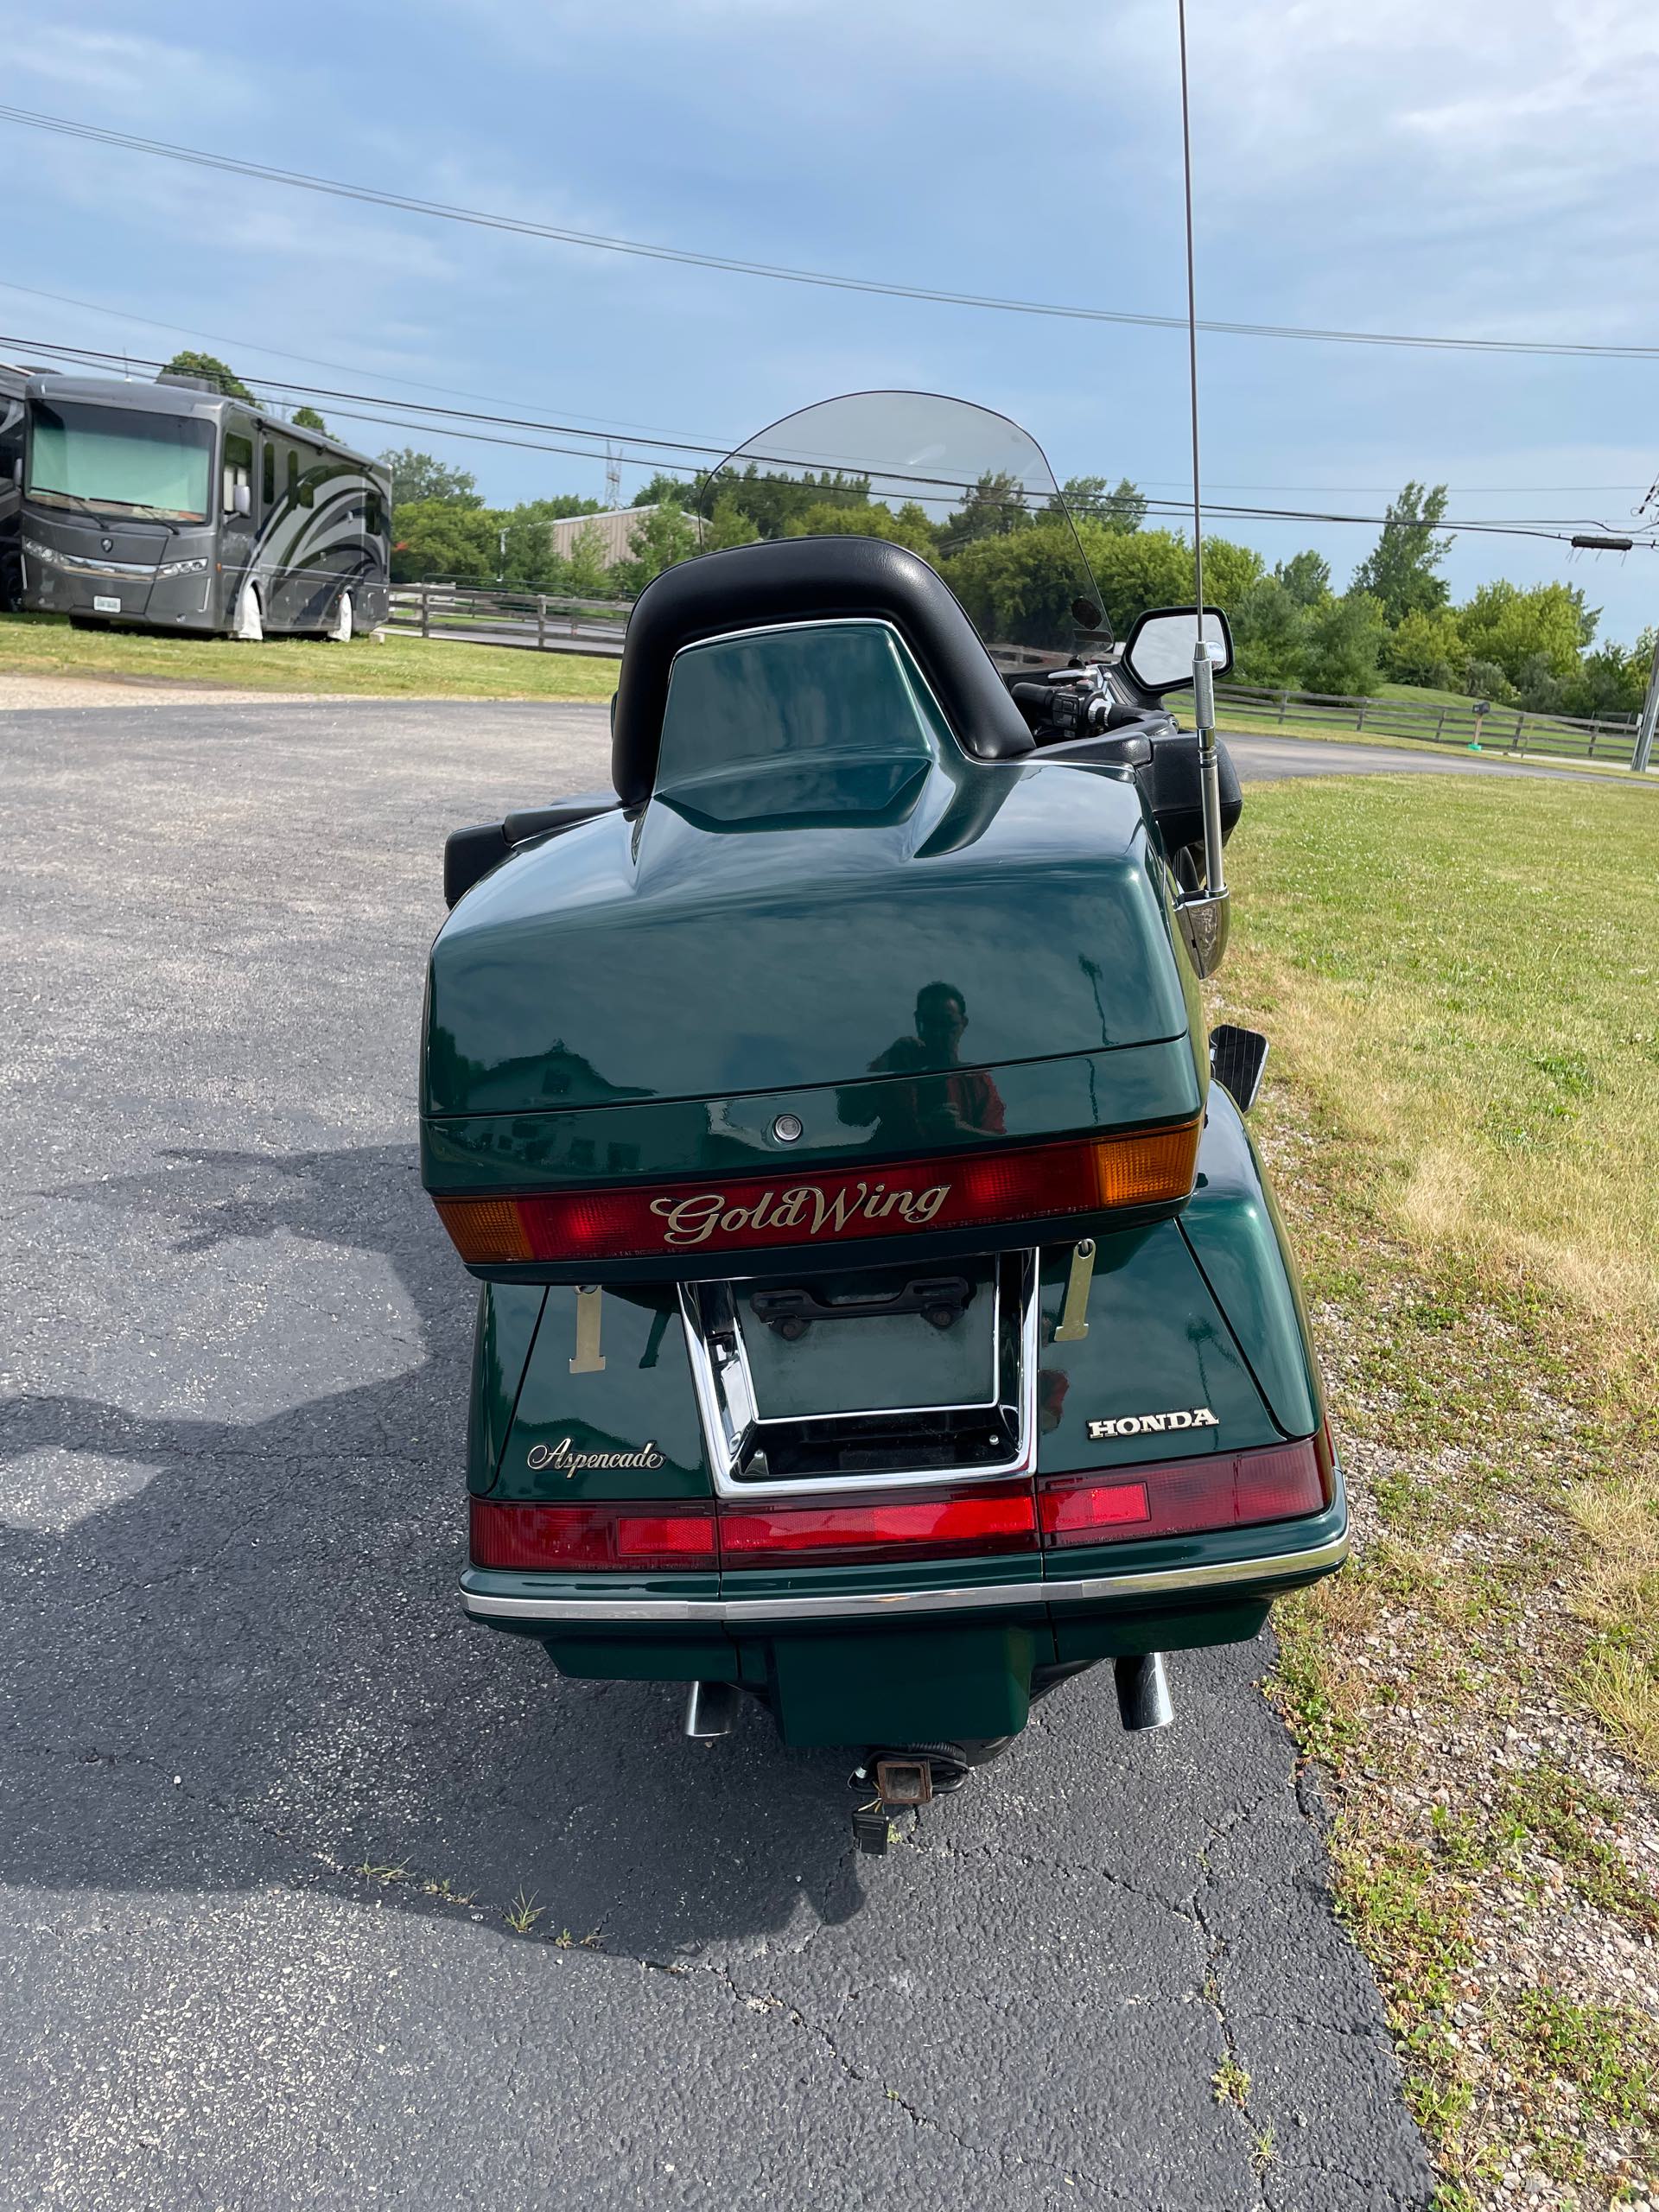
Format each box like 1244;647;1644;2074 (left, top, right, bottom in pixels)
1086;1121;1202;1209
433;1195;535;1266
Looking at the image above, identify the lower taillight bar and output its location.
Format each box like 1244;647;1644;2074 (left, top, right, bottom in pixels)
470;1432;1332;1573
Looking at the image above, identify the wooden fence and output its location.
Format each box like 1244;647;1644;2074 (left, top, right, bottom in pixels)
385;589;1647;766
1211;682;1641;765
386;582;632;658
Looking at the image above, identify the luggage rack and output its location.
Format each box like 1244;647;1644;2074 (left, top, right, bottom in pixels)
679;1249;1039;1499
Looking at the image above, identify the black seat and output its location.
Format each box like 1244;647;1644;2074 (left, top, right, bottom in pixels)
609;534;1034;807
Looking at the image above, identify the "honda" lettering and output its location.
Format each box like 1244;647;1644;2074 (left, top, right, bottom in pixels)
1086;1407;1219;1440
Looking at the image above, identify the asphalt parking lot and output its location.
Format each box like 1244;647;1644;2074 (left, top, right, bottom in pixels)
0;696;1432;2211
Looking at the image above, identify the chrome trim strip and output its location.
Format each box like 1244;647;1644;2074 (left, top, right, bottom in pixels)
461;1529;1349;1626
22;539;156;577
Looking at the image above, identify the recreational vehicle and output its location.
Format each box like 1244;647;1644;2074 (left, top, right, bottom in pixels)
16;371;390;640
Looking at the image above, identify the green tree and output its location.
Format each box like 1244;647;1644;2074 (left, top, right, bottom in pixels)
162;349;253;401
564;520;615;598
518;493;603;523
1560;631;1654;719
378;447;483;509
1351;482;1452;624
1382;606;1468;691
702;493;760;550
945;471;1036;546
388;499;499;584
499;512;569;589
1229;578;1309;688
944;523;1264;652
690;461;868;540
1462;658;1517;708
783;498;939;557
1303;592;1387;696
291;405;328;435
1052;475;1147;535
632;473;701;509
1274;550;1331;607
1456;580;1596;688
611;500;701;595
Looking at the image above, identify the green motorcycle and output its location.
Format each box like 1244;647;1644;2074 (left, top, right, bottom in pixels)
423;393;1344;1850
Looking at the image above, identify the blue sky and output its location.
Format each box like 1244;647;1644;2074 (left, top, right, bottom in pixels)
7;0;1659;644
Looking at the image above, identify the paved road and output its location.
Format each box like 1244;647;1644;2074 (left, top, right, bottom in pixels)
0;697;1430;2212
1223;727;1647;786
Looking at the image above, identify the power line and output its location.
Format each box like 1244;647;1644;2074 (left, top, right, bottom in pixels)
11;327;1652;550
6;103;1659;366
0;276;728;442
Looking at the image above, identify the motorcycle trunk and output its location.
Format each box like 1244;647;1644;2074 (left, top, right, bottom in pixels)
422;534;1344;1763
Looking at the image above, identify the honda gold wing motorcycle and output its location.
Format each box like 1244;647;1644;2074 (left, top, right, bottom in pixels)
422;393;1345;1852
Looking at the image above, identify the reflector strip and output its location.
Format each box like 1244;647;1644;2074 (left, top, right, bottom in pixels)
470;1497;717;1573
1038;1432;1331;1547
1039;1480;1152;1536
434;1119;1200;1268
720;1484;1038;1567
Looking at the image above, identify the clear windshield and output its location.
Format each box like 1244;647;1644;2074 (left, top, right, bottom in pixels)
697;391;1108;668
27;400;215;523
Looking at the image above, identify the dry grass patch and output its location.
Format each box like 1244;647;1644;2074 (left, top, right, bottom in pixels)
1223;773;1659;2202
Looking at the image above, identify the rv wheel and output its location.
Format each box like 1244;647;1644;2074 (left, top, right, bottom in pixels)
330;590;354;643
234;582;264;645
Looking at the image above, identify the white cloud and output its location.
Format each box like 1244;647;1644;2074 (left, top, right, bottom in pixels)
7;23;255;114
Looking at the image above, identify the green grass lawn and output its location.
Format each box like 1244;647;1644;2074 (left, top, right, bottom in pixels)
1224;773;1659;2193
0;613;619;701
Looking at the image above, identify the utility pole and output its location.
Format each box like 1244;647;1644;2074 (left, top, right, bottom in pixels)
605;441;622;511
1634;630;1659;773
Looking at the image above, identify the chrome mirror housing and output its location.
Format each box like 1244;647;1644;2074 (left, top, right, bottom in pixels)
1177;887;1230;978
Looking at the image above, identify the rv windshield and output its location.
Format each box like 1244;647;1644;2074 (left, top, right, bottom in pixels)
697;391;1108;669
27;401;215;522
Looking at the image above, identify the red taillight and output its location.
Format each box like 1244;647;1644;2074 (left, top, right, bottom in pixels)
470;1497;717;1573
1039;1431;1331;1548
720;1483;1037;1568
433;1120;1199;1268
469;1433;1331;1573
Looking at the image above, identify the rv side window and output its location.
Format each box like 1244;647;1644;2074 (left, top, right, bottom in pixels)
365;491;384;536
262;442;275;506
286;449;299;506
299;461;315;511
222;432;253;516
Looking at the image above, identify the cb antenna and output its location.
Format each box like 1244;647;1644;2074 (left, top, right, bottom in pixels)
1177;0;1228;912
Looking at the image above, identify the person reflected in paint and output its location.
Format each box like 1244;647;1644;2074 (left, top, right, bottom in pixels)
838;982;1006;1147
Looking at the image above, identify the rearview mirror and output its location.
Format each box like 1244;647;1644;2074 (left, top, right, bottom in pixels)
1122;606;1233;695
233;483;251;516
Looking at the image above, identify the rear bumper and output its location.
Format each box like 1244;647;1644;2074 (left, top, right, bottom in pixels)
459;1511;1348;1629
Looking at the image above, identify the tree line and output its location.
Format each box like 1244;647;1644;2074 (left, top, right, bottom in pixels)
163;354;1649;718
386;448;1650;719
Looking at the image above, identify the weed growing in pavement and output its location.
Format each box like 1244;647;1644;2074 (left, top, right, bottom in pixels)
504;1887;545;1936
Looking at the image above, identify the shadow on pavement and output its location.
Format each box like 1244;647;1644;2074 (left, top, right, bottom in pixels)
0;1142;865;1955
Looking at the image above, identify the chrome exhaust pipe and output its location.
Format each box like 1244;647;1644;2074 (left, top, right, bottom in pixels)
683;1680;738;1739
1114;1652;1174;1732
